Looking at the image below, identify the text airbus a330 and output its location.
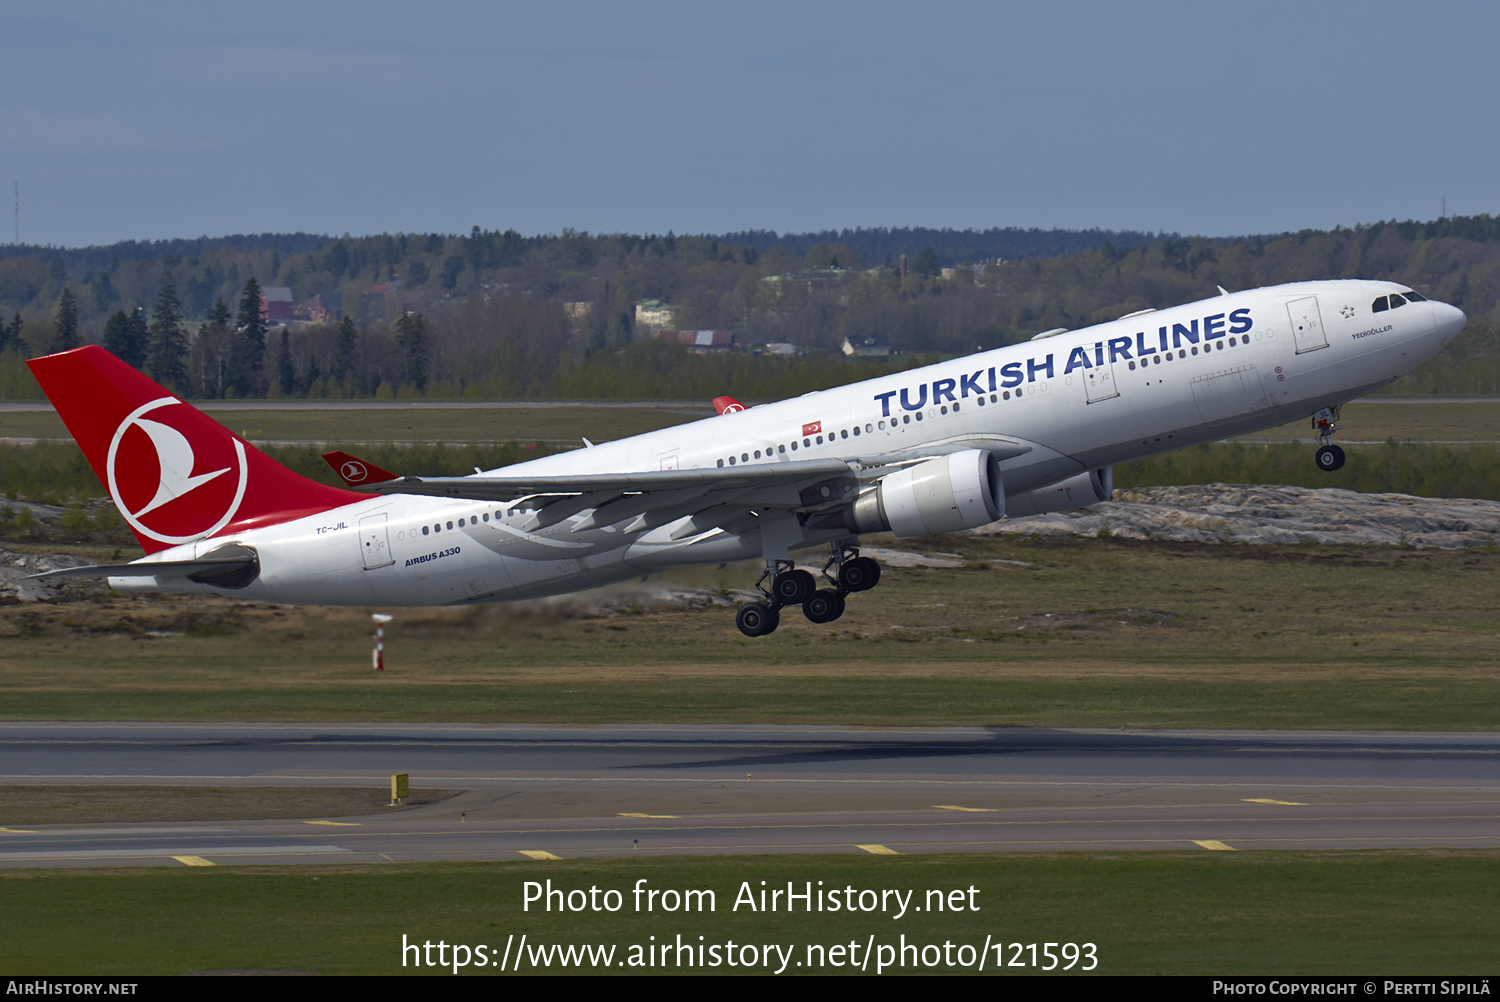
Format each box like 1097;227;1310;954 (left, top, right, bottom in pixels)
29;279;1464;637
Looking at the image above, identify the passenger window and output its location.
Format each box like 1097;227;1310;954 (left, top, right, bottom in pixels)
422;525;429;535
1372;297;1389;313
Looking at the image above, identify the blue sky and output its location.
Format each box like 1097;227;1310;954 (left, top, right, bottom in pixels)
3;0;1497;247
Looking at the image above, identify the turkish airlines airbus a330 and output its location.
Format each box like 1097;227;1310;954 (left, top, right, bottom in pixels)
29;279;1464;636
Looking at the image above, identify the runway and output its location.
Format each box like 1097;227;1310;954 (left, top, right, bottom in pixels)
2;724;1497;867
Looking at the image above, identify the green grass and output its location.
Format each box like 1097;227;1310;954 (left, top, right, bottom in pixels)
3;852;1496;975
3;537;1499;728
0;403;707;444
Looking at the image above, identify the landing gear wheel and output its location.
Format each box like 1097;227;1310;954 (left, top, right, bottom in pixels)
839;556;880;593
736;602;781;637
1315;444;1346;472
771;569;816;605
802;589;846;624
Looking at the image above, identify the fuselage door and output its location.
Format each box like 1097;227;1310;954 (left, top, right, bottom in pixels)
1084;361;1119;403
1287;297;1329;354
360;513;395;569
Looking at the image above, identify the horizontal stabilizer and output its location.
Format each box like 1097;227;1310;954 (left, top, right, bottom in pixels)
27;556;256;580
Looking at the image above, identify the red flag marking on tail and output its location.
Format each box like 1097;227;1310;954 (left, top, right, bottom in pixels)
27;347;366;554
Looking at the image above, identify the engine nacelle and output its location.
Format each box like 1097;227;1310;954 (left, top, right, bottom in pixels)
1004;467;1113;518
850;449;1005;538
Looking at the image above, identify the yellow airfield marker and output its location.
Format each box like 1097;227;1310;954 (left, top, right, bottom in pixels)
856;844;900;855
304;820;359;826
619;813;678;819
1192;840;1237;851
0;828;38;834
934;805;996;812
173;856;215;866
519;850;560;860
1242;799;1308;806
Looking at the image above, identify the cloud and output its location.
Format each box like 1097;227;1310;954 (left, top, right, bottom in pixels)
0;109;186;152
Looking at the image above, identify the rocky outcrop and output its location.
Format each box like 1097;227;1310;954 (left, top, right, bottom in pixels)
0;548;98;604
981;484;1500;549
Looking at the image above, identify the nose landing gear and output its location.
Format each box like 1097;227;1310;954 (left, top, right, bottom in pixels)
1312;407;1346;472
735;543;878;637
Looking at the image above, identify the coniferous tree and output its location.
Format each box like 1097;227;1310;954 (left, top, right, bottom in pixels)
123;307;149;369
276;328;296;395
53;288;79;351
147;273;188;389
6;313;27;355
333;314;359;384
103;309;130;359
230;278;267;397
395;310;429;391
193;299;232;397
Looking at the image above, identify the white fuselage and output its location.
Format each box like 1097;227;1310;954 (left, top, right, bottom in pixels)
117;280;1463;606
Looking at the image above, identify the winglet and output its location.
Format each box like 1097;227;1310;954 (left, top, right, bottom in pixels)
713;396;748;415
322;450;399;487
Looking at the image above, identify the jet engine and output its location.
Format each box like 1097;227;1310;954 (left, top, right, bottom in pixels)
847;449;1005;538
1004;467;1113;517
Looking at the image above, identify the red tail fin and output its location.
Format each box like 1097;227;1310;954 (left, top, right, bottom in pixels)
27;347;365;554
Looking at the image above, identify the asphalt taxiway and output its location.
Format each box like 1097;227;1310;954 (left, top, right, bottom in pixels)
1;724;1496;867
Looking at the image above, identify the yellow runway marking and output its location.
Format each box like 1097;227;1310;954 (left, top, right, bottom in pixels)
1192;840;1237;851
619;813;678;818
1242;799;1307;806
856;844;900;855
0;828;38;834
934;805;996;812
172;856;215;866
518;850;560;860
304;820;359;826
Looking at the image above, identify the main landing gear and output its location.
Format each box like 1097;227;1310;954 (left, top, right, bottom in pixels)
735;544;881;637
1312;406;1346;472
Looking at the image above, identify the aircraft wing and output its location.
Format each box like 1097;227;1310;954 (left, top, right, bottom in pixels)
360;457;878;503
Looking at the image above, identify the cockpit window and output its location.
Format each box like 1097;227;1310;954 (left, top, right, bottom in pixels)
1389;294;1407;308
1403;290;1427;302
1372;296;1389;313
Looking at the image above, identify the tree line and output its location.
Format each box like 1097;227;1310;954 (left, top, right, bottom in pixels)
1;215;1499;400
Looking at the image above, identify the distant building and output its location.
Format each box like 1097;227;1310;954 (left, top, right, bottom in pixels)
634;299;675;330
761;342;798;355
660;329;734;353
841;334;890;357
299;293;343;322
261;286;296;322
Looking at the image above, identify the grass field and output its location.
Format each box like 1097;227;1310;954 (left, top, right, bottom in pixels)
0;403;710;444
3;852;1496;975
4;534;1498;729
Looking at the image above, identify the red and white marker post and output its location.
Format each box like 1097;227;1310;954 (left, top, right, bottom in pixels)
372;613;393;670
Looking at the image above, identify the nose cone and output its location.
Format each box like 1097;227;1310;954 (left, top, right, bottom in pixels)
1432;301;1467;343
